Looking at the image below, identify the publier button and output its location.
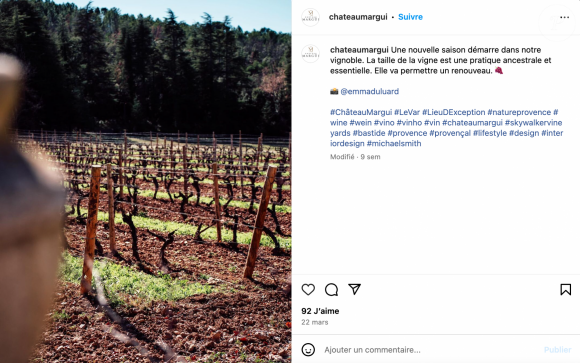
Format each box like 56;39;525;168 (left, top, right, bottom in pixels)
560;284;571;296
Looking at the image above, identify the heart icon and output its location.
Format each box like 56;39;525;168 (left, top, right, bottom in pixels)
302;284;315;296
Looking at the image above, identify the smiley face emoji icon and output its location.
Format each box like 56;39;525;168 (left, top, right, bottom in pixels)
302;343;315;357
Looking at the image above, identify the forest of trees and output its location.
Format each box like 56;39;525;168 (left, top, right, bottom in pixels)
0;0;291;134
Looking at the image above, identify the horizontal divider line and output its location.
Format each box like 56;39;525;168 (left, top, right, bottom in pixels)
293;274;580;276
292;333;580;336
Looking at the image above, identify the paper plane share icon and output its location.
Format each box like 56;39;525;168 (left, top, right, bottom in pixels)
348;284;361;295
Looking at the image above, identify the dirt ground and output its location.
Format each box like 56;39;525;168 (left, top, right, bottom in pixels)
32;280;291;362
30;216;292;362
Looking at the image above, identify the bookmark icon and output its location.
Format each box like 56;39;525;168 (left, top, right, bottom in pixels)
561;284;571;296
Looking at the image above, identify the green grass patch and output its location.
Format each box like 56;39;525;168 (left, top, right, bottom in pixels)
121;188;291;214
138;163;291;176
60;252;213;304
136;175;291;190
65;183;291;213
52;309;70;321
70;207;292;249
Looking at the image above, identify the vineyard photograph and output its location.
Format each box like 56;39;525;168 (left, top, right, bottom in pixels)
0;1;291;362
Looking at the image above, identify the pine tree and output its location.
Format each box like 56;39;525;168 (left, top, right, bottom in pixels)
117;15;159;130
160;10;193;130
192;13;216;128
55;14;79;85
0;0;77;129
74;3;116;125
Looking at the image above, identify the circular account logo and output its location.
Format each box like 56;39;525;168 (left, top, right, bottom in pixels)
302;8;320;26
301;44;320;63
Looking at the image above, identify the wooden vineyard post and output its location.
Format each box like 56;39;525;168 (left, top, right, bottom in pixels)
239;130;243;198
213;136;217;162
212;163;223;242
212;132;215;162
230;134;234;159
118;148;124;200
243;165;277;278
124;131;128;169
239;130;243;165
66;142;71;167
197;135;200;159
288;132;292;186
71;143;75;171
257;133;263;166
170;140;175;179
183;146;188;198
107;164;117;254
81;165;102;294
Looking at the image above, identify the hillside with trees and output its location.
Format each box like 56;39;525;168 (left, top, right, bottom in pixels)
0;0;291;134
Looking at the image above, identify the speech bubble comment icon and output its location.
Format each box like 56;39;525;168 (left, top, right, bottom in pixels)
325;283;338;296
